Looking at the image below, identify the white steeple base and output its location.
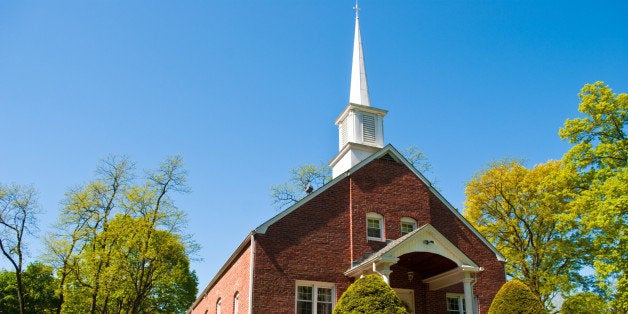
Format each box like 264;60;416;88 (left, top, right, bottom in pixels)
329;142;380;178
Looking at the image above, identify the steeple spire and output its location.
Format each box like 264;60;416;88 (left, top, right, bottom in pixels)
349;0;370;107
330;3;387;178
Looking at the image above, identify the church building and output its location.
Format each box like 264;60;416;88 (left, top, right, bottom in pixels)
189;6;506;314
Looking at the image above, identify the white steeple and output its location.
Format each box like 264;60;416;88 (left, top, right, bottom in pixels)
330;3;387;178
349;3;370;106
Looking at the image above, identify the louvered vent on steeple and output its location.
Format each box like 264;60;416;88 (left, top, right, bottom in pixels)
340;119;348;147
362;114;376;144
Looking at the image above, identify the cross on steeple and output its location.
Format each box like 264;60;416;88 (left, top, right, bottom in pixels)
353;0;360;19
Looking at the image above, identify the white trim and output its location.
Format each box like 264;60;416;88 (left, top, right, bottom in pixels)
422;265;481;291
329;142;380;168
334;103;387;125
248;233;254;314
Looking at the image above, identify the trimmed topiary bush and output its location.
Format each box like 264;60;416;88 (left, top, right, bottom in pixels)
561;292;609;314
333;274;408;314
488;280;546;314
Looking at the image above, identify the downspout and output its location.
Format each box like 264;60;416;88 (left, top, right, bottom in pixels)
248;232;255;314
349;176;354;263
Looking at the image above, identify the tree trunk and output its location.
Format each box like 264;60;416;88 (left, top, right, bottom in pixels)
15;270;25;314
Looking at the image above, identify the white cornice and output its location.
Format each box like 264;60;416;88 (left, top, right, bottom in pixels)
329;142;380;168
334;103;388;125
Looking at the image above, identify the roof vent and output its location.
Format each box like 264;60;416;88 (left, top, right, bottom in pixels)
379;153;396;162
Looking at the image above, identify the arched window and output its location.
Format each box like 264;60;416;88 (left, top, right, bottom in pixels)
216;298;221;314
233;292;239;314
366;212;384;241
400;217;417;236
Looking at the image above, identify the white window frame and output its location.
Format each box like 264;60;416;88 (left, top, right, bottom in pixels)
446;293;478;314
233;292;239;314
366;212;384;241
295;280;335;314
400;217;417;236
216;298;221;314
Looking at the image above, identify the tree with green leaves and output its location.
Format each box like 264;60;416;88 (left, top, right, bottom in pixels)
0;183;39;314
463;159;584;311
333;274;408;314
0;262;60;313
270;163;332;210
559;81;627;310
45;156;133;314
47;155;198;313
488;280;546;314
561;292;610;314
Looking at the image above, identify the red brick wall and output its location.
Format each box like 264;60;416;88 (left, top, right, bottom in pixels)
253;178;354;313
349;159;435;261
349;158;506;313
211;156;505;314
191;244;251;314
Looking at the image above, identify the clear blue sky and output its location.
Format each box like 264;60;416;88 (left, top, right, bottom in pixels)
1;1;626;290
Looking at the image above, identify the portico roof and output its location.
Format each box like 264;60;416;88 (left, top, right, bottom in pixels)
345;224;481;278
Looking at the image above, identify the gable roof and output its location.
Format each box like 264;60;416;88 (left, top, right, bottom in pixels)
345;224;480;277
191;144;506;312
255;144;506;262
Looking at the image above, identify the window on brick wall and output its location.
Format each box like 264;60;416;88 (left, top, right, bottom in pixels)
296;281;335;314
366;212;384;241
446;293;478;314
233;292;239;314
446;294;464;314
400;217;417;236
216;298;221;314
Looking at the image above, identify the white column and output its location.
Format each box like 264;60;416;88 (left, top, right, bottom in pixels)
380;268;392;285
372;258;397;286
462;275;475;314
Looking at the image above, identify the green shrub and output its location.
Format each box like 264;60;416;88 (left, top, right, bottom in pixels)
333;274;408;314
561;292;609;314
488;280;546;314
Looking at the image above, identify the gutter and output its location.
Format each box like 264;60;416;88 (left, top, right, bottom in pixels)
248;232;255;314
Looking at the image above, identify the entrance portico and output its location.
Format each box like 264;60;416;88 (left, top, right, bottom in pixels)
345;224;482;313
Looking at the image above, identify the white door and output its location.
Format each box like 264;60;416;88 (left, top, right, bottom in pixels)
394;288;415;314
